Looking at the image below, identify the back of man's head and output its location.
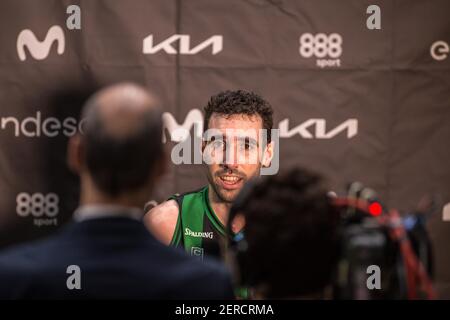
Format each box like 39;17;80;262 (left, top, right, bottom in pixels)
72;82;163;198
230;167;339;299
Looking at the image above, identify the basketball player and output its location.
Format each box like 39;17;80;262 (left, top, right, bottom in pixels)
144;90;274;259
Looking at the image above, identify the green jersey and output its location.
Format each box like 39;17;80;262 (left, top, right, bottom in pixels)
169;186;250;299
169;186;227;259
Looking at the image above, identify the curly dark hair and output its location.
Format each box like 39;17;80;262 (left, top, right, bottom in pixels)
234;167;339;298
203;90;274;142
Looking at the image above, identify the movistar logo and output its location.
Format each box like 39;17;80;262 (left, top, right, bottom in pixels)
185;228;214;239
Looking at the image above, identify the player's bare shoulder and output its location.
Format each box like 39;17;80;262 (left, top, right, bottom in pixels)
143;199;180;245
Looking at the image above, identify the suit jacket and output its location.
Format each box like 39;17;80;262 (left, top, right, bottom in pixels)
0;216;235;299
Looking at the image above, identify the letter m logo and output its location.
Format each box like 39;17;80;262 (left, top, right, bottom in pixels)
143;34;223;55
17;25;65;61
162;109;204;143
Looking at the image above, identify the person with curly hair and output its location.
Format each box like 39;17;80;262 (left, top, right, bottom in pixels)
144;90;275;260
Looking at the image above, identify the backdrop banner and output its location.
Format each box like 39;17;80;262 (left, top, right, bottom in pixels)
0;0;449;297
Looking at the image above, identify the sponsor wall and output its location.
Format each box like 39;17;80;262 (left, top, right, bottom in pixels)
0;0;449;296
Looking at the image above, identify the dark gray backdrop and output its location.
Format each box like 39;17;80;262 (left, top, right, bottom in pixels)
0;0;449;297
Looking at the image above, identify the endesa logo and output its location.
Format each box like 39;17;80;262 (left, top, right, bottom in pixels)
430;41;449;61
0;112;86;137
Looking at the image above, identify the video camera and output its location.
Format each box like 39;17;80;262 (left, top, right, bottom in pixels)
332;182;436;299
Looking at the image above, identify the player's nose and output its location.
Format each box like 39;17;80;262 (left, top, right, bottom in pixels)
223;144;239;168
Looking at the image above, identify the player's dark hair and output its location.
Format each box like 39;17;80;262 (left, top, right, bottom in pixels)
203;90;274;142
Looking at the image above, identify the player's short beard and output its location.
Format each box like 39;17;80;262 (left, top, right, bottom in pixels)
206;166;261;204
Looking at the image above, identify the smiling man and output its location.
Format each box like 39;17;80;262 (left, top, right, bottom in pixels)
144;90;274;259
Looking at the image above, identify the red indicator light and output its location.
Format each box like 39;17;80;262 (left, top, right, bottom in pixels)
369;202;383;216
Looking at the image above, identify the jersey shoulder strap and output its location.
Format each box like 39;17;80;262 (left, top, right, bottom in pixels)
168;187;206;247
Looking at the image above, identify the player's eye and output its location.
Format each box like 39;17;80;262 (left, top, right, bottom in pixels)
211;139;225;150
238;138;256;151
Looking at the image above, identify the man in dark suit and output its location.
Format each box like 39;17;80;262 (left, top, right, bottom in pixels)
0;83;235;299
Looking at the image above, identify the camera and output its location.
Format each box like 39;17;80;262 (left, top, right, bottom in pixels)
332;182;435;299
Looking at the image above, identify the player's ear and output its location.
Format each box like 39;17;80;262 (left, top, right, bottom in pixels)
261;141;274;168
67;133;84;174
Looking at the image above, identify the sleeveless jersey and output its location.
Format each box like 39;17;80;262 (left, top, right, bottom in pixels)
169;186;226;259
169;186;250;299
